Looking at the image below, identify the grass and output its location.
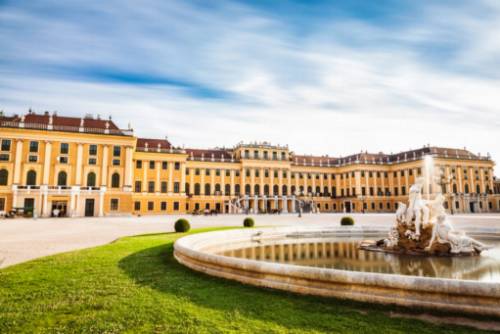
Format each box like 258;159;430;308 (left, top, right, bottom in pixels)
0;227;493;333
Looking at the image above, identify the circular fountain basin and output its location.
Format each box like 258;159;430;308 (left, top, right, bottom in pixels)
174;226;500;316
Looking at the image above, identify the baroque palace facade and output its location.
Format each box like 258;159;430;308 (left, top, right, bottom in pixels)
0;111;499;217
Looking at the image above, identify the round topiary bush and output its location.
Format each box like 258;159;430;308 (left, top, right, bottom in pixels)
340;216;355;226
243;217;255;227
174;218;191;232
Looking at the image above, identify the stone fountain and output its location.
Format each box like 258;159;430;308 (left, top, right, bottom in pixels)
360;156;490;256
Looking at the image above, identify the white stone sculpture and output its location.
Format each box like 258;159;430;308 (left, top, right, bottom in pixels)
425;215;490;254
406;177;429;238
373;178;490;256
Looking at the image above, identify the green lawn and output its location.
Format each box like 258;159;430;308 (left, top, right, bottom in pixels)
0;228;492;333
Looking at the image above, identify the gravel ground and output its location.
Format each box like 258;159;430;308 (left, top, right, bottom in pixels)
1;213;499;269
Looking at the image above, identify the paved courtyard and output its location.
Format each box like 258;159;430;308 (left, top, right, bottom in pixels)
1;213;500;269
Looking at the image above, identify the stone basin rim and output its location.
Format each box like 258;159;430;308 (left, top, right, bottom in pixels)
174;226;500;316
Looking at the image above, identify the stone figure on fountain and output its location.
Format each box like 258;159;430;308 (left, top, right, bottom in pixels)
362;178;489;256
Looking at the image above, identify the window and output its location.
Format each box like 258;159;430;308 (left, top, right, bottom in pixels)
113;146;121;157
26;170;37;186
245;169;250;177
173;202;179;211
0;169;8;185
235;184;240;195
205;169;210;176
29;141;38;153
225;170;230;177
110;199;119;211
135;181;142;192
148;181;155;193
88;158;97;165
149;161;155;169
175;162;180;170
112;159;120;166
89;145;97;156
1;139;11;151
174;182;180;193
264;151;269;159
186;168;190;175
136;160;142;168
195;168;200;176
0;154;9;161
59;156;68;164
216;169;220;176
57;171;67;186
161;181;167;193
87;172;96;187
60;143;69;154
148;201;154;211
29;155;38;162
255;170;260;177
111;173;120;188
235;171;240;177
161;202;167;211
162;161;168;170
264;170;269;178
134;201;141;211
185;183;190;194
0;198;5;211
225;184;230;195
205;183;211;195
194;183;201;195
394;187;399;196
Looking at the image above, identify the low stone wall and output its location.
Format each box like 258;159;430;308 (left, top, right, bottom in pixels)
174;227;500;317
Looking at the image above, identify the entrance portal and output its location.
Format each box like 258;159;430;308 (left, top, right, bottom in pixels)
85;199;95;217
345;201;352;213
51;201;68;217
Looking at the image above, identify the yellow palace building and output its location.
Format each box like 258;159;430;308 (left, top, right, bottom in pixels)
0;110;499;217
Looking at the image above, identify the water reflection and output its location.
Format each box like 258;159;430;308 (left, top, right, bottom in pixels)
218;239;500;282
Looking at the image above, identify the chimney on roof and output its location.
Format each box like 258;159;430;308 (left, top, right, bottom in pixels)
44;111;49;116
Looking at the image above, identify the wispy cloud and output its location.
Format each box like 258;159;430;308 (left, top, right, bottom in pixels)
0;0;499;168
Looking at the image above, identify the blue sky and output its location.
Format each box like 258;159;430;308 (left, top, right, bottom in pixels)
1;0;499;165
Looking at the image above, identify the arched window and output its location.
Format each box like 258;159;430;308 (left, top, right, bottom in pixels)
0;169;8;185
464;184;469;194
452;184;457;193
111;173;120;188
332;187;336;198
204;183;211;195
225;184;230;195
476;185;481;194
87;172;96;187
291;185;296;195
282;185;287;195
245;184;250;195
235;184;240;195
315;186;321;195
194;183;200;195
307;186;312;195
57;171;67;186
26;170;37;186
215;183;221;193
185;183;190;195
273;185;279;196
254;184;260;195
323;186;329;197
264;185;269;195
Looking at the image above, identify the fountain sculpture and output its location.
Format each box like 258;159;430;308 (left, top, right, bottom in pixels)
360;156;490;256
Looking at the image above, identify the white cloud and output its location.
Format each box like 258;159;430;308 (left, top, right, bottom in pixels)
0;0;499;174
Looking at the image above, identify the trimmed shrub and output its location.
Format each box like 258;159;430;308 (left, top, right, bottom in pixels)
174;218;191;232
243;217;255;228
340;216;354;226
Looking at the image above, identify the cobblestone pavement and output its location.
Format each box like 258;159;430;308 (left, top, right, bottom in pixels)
1;213;499;269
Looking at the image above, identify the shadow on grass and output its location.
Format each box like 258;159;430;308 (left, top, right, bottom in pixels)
117;240;486;333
